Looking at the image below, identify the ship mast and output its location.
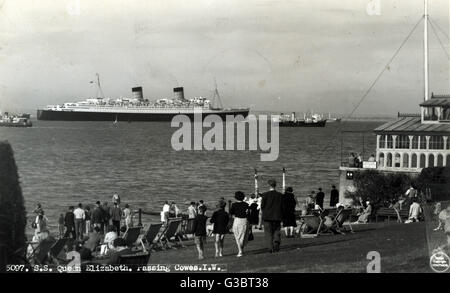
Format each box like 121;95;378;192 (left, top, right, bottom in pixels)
424;0;429;101
212;78;224;110
95;73;105;99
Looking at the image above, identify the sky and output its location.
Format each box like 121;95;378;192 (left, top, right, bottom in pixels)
0;0;449;117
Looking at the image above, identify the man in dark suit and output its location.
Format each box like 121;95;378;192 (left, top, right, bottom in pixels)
261;179;283;253
64;206;76;239
316;188;325;209
330;185;339;207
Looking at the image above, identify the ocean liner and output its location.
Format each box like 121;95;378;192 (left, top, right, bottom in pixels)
37;75;249;121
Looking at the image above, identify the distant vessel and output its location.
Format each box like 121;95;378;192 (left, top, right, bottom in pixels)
276;112;326;127
326;113;342;123
0;112;32;127
37;74;249;122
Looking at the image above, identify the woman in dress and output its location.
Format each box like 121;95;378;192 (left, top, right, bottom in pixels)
123;204;133;229
282;187;297;238
230;191;249;257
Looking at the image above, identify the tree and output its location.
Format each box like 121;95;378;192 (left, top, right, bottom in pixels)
0;142;27;271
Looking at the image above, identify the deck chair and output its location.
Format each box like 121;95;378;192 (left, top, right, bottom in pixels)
298;215;323;238
118;252;150;265
181;218;195;239
139;223;163;252
330;208;354;234
28;238;57;265
122;226;142;248
160;219;184;249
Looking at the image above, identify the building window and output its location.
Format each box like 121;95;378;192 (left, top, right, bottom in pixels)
411;153;418;168
412;136;419;149
429;136;444;150
403;153;409;168
440;107;450;121
379;135;386;148
437;154;444;167
395;135;410;149
387;135;393;149
420;154;426;168
387;153;392;167
429;154;435;167
419;136;427;149
394;153;401;167
424;107;439;121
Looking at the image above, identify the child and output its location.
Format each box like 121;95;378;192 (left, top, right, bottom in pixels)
58;214;65;238
192;205;208;260
210;201;230;258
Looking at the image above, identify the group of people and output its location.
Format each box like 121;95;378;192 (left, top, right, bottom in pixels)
32;193;135;242
303;185;340;212
348;152;376;168
189;179;341;260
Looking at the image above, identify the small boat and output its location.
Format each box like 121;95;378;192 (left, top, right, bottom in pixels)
326;113;342;123
0;112;32;127
276;112;327;127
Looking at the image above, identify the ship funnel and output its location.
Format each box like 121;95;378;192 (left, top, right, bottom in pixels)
132;87;144;100
291;112;295;121
173;87;185;100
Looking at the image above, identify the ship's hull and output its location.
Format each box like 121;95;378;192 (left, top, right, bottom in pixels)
0;121;32;127
37;109;250;121
279;120;327;127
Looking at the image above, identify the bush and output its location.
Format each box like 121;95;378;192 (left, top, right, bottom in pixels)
415;167;450;201
0;142;27;271
346;169;414;208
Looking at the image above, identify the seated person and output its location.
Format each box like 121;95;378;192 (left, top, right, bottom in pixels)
353;201;372;224
104;238;132;264
100;225;118;255
79;226;102;261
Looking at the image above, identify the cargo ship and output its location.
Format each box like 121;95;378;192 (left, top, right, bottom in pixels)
37;75;249;121
0;112;32;127
276;112;327;127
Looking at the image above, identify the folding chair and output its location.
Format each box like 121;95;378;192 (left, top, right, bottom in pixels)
181;218;195;240
139;223;164;252
160;219;184;249
122;226;142;248
29;238;57;265
330;208;354;234
298;215;323;238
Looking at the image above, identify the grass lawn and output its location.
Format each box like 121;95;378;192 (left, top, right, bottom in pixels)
148;222;433;273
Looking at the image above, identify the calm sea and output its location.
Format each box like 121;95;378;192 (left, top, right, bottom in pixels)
0;119;384;233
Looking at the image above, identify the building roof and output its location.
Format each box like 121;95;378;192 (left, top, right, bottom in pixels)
374;116;450;135
420;94;450;107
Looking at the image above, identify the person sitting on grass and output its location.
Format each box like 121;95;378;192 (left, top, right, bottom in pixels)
79;226;102;261
192;205;208;260
405;197;422;224
433;202;444;231
353;200;372;224
210;201;230;258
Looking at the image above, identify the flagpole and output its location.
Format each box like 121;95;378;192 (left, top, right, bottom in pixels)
254;168;259;195
282;167;286;193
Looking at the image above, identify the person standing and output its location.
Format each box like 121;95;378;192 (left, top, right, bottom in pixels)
64;206;76;239
192;205;208;260
316;188;325;210
330;185;339;207
261;179;283;253
123;204;133;229
282;187;297;238
161;201;171;224
58;214;65;238
92;201;103;232
188;202;197;219
112;192;121;205
85;206;92;235
102;202;111;233
73;203;86;240
230;191;249;257
110;202;122;236
210;201;230;258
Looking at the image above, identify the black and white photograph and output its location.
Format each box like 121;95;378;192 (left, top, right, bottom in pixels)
1;0;450;282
